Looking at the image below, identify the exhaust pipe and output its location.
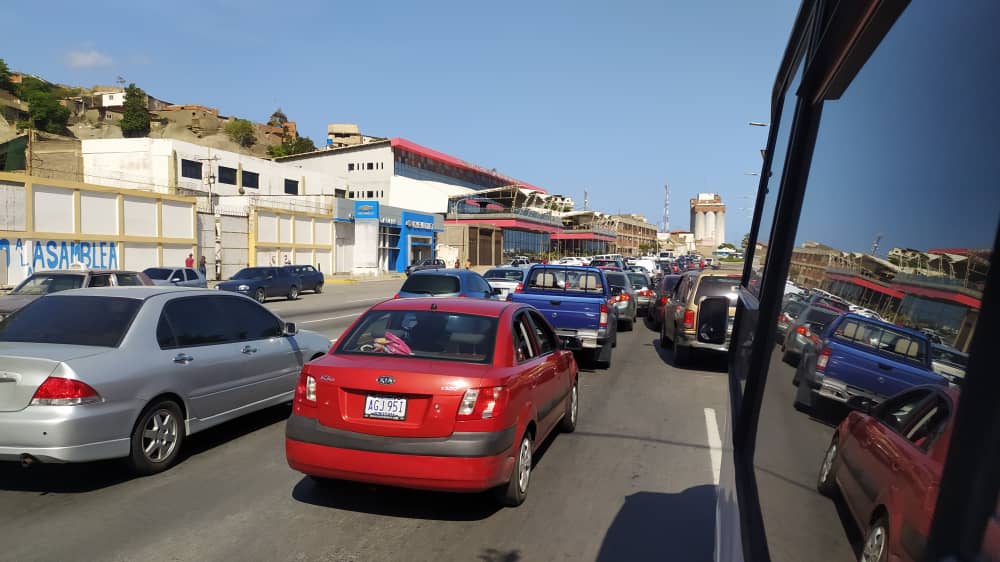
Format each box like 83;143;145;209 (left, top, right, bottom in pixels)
20;453;38;468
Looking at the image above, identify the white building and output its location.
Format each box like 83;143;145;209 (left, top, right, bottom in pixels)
689;193;726;249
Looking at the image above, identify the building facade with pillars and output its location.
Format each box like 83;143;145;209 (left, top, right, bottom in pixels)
689;193;726;250
552;210;616;257
606;213;658;256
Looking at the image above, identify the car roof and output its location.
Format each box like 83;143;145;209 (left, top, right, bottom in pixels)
31;269;141;276
44;286;217;300
408;268;470;276
372;297;515;316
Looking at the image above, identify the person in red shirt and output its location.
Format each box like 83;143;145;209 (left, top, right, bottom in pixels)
185;254;195;268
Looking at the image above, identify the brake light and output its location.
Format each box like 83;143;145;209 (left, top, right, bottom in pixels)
599;303;608;328
659;296;668;305
683;309;695;330
392;293;400;299
514;283;523;293
796;325;811;337
778;313;789;323
31;377;101;406
457;387;509;420
817;347;831;371
620;293;630;301
294;372;317;406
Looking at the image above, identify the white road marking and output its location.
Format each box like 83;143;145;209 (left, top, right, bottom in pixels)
345;296;394;303
299;313;361;325
704;407;722;486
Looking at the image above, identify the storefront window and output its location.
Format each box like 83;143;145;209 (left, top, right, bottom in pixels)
503;229;551;259
752;3;999;562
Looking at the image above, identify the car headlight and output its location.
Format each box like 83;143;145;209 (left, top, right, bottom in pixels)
238;284;250;291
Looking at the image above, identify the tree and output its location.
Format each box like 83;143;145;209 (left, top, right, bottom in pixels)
225;118;257;148
22;90;70;134
0;58;13;93
718;242;736;250
267;133;316;158
120;83;150;138
741;233;751;250
267;108;288;127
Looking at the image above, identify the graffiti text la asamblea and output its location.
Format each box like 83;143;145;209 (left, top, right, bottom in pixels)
0;238;119;273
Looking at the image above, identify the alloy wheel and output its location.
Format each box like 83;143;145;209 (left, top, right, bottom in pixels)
861;524;886;562
570;386;578;425
820;442;837;484
517;438;532;493
142;409;179;463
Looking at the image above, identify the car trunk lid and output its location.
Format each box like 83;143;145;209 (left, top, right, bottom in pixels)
309;354;493;438
0;343;109;412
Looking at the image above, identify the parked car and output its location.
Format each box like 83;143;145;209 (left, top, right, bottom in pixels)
217;266;302;303
929;344;967;384
626;271;654;315
776;299;807;341
556;257;585;266
397;269;495;299
659;270;740;365
483;267;527;300
793;313;946;411
0;287;331;473
285;297;579;507
143;267;207;288
405;258;447;276
508;265;620;368
780;304;844;365
282;265;324;293
803;291;850;311
647;274;682;330
605;270;637;331
816;385;998;562
508;258;536;268
590;258;625;270
0;268;151;320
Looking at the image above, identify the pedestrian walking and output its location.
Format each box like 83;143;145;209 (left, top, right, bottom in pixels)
283;254;291;265
185;253;194;268
454;258;461;269
198;256;207;276
465;259;472;270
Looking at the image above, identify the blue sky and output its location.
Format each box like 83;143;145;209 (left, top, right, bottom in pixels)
5;0;802;244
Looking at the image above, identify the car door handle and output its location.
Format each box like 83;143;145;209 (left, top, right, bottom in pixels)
549;300;561;306
241;346;258;354
877;362;893;370
173;353;194;364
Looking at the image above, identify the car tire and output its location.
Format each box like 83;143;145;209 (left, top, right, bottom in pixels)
255;288;266;304
288;285;299;300
558;383;578;433
128;399;184;475
817;436;840;497
595;342;613;369
781;350;796;365
659;321;670;347
314;282;323;294
860;515;889;562
673;336;690;366
496;433;533;507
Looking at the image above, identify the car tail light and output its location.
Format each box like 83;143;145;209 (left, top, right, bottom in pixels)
778;313;789;323
659;296;668;305
683;309;695;330
457;387;508;420
392;293;400;299
514;283;523;293
796;325;811;338
619;293;630;301
30;377;101;406
294;373;317;406
599;303;609;328
817;347;832;371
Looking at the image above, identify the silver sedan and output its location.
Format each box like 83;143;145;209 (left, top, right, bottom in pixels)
0;287;331;474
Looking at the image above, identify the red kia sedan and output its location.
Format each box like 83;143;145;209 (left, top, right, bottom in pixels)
285;298;579;506
817;385;999;562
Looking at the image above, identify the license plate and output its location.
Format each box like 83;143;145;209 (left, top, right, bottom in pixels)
364;395;407;420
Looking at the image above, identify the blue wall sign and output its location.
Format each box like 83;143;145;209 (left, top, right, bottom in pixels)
354;201;380;220
0;238;119;275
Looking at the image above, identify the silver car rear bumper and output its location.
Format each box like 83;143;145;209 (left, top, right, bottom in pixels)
0;400;141;463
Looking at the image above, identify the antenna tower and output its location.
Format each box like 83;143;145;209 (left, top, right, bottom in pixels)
661;183;670;232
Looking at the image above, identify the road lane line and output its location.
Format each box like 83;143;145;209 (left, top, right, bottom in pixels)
299;313;362;325
346;296;394;303
704;407;722;486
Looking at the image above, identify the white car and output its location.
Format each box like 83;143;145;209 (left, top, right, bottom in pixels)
557;257;585;266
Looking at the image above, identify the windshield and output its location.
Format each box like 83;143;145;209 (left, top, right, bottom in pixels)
932;346;967;367
11;274;85;295
231;268;269;280
143;268;173;280
627;273;649;289
338;309;497;364
484;269;524;282
0;296;141;346
400;274;460;295
695;276;740;302
605;272;628;288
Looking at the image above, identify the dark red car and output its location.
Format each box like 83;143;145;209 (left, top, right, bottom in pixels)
285;298;579;507
817;385;999;562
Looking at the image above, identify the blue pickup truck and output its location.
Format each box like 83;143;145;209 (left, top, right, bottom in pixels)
509;265;620;368
793;313;947;410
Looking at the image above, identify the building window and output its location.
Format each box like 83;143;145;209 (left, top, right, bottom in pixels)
348;191;355;198
348;163;355;171
284;179;299;195
335;189;346;198
367;162;374;170
180;159;202;180
366;190;374;198
218;166;237;185
242;170;259;189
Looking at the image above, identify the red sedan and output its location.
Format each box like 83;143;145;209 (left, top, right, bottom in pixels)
285;298;579;506
817;386;998;562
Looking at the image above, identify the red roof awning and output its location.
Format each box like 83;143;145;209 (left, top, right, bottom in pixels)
445;218;563;234
825;272;904;299
551;231;617;242
391;138;547;193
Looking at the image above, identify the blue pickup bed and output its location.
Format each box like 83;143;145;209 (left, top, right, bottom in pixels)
795;313;946;409
508;265;618;366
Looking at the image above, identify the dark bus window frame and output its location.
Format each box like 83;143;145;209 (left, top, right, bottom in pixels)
729;2;1000;561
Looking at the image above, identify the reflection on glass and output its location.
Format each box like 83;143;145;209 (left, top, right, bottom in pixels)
753;3;999;562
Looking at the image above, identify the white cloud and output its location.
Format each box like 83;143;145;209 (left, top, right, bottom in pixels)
65;49;113;68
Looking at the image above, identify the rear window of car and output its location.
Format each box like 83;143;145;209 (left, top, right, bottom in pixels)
833;318;928;363
660;276;681;292
400;274;461;295
627;273;649;289
695;276;740;302
783;300;806;317
11;274;85;295
116;273;145;286
0;296;141;347
484;269;525;282
801;306;841;333
526;268;604;293
143;268;172;280
338;309;498;364
931;346;967;367
605;272;628;288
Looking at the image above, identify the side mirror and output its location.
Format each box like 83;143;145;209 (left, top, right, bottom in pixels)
697;296;729;345
283;322;298;336
846;396;876;414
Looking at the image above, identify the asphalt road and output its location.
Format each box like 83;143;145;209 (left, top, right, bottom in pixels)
0;283;730;562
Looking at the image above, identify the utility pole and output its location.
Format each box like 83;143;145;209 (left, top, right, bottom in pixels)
197;152;221;280
662;183;670;232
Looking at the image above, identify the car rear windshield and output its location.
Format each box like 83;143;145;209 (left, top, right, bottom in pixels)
627;273;649;289
660;276;681;292
802;307;842;333
832;318;928;363
400;274;461;295
484;269;525;282
11;274;85;295
695;276;740;301
144;268;173;280
526;268;604;293
932;347;967;367
0;296;141;347
338;310;498;364
232;268;269;280
605;272;628;288
783;301;806;317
